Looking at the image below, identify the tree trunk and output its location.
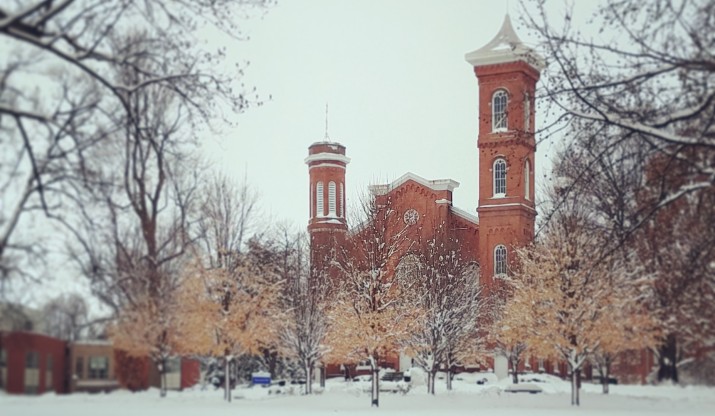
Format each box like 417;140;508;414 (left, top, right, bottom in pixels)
446;367;453;391
601;358;611;394
511;357;519;384
264;349;278;379
570;367;581;406
224;356;231;402
159;358;167;398
371;366;380;407
658;334;679;383
428;370;436;395
320;366;326;388
304;361;312;395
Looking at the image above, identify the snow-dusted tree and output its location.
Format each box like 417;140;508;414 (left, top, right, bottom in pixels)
41;293;90;341
0;1;265;287
272;226;331;394
328;193;418;407
400;221;484;394
179;245;283;402
505;209;658;406
637;179;715;383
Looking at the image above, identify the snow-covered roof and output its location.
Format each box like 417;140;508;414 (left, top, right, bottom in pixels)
369;172;459;196
304;152;351;165
71;339;113;346
451;206;479;225
465;14;545;70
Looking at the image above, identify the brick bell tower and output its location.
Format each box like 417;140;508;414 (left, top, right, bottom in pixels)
305;140;350;274
465;15;544;286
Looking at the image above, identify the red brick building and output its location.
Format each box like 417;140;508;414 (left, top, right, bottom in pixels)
0;330;200;394
307;16;543;379
0;331;67;394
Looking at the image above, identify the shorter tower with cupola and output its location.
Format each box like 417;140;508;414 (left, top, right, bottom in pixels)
305;141;349;272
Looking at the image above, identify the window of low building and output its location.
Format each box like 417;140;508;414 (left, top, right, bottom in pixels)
75;356;84;379
46;355;53;390
25;351;39;394
89;356;109;379
0;348;6;388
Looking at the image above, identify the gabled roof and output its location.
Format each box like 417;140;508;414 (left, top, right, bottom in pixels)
369;172;459;196
464;14;545;70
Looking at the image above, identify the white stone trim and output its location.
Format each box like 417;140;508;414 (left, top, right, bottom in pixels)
304;152;351;165
308;163;346;170
478;202;536;213
316;218;344;225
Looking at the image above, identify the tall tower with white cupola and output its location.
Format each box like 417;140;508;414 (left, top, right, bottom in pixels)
465;15;544;286
305;141;349;271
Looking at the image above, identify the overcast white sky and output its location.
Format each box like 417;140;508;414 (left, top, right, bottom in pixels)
199;0;579;229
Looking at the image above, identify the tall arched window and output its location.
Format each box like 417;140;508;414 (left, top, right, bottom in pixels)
524;92;530;132
494;245;507;276
492;90;508;131
493;158;506;196
316;182;324;217
339;183;344;217
525;159;531;200
328;181;336;215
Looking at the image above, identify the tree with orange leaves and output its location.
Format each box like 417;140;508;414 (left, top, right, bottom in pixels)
110;284;186;397
178;247;283;402
503;208;659;405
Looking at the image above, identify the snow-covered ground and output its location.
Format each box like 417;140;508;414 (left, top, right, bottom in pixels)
2;376;714;416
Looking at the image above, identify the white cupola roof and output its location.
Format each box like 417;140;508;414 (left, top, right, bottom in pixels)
465;14;545;70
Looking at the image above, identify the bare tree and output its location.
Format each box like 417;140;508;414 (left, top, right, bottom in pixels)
400;221;483;394
198;173;260;271
41;293;90;341
528;0;714;212
271;226;330;394
0;61;102;289
65;53;204;397
0;0;266;288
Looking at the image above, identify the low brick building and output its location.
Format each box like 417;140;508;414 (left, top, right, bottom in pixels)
0;331;67;394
